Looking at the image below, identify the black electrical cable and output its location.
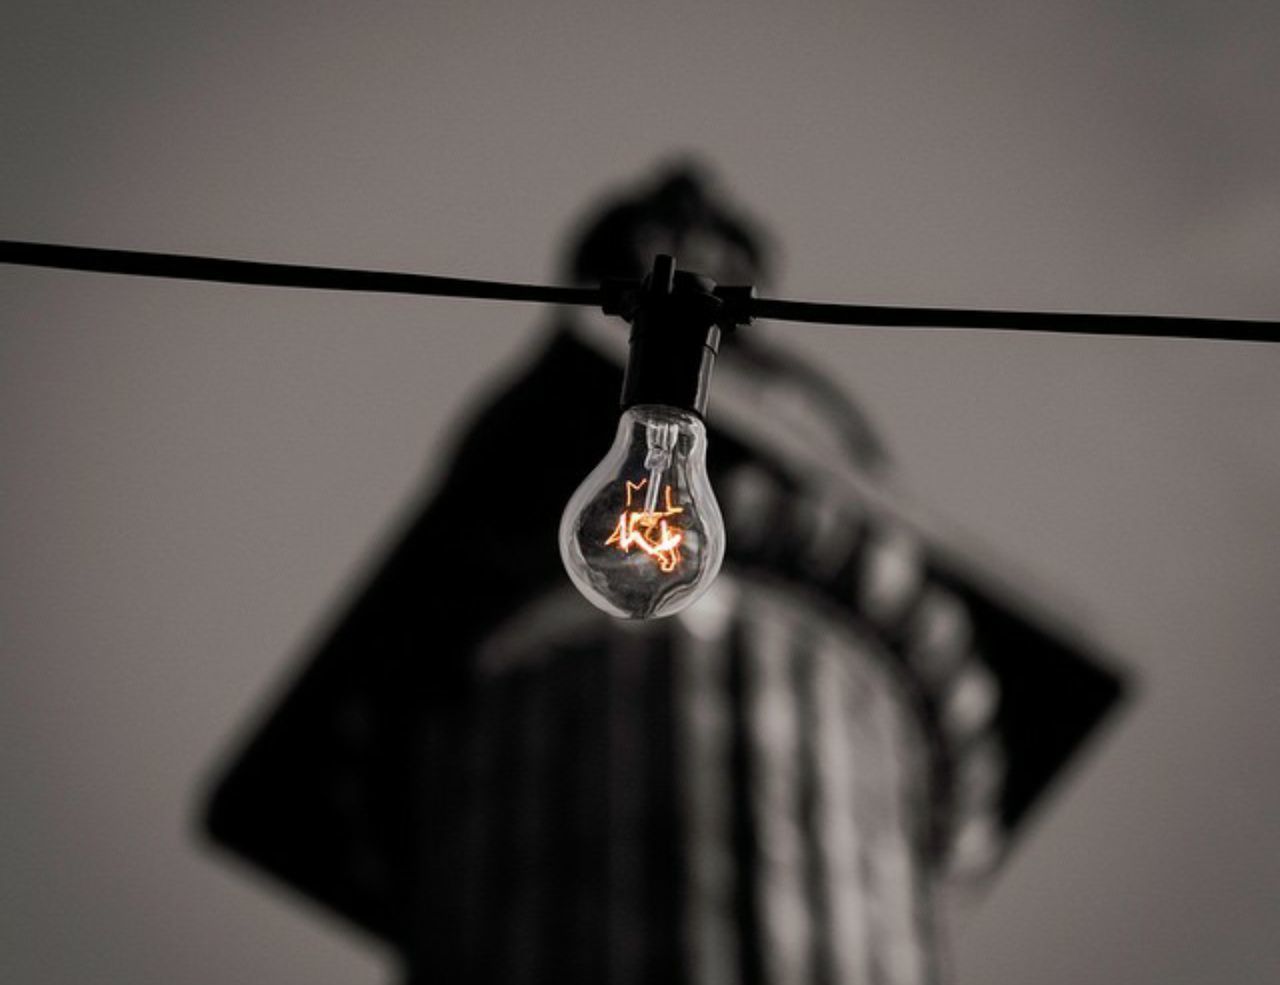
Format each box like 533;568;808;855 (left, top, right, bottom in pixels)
0;240;602;309
3;239;1279;344
748;297;1280;344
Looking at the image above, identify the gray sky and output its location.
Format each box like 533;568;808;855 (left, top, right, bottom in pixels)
3;2;1279;983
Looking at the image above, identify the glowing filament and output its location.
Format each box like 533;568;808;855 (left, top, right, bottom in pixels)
605;479;685;573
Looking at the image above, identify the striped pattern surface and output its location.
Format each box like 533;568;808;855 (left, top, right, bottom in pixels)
412;576;936;985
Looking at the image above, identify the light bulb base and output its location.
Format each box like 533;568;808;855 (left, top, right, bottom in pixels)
620;256;723;418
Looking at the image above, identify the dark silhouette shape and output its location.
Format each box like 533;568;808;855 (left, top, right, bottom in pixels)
202;162;1125;984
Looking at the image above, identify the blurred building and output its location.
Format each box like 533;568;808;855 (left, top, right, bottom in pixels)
203;164;1125;984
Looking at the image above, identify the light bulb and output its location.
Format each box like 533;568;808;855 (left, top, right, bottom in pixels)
559;255;738;619
559;403;724;619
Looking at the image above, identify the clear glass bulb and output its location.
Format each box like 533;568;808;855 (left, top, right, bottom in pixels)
559;404;725;619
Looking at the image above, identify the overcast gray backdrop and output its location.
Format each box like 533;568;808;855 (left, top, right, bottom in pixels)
3;2;1278;983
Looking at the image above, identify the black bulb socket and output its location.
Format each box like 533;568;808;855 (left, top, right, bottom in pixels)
620;256;723;419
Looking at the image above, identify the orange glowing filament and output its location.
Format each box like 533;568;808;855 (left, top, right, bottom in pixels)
604;479;685;573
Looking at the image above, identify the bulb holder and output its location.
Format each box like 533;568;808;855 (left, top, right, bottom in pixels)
620;256;724;418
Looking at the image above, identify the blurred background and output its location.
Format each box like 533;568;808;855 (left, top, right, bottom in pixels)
2;2;1278;984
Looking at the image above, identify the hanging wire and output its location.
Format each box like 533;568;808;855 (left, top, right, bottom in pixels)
747;297;1280;344
0;240;602;308
3;239;1278;344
